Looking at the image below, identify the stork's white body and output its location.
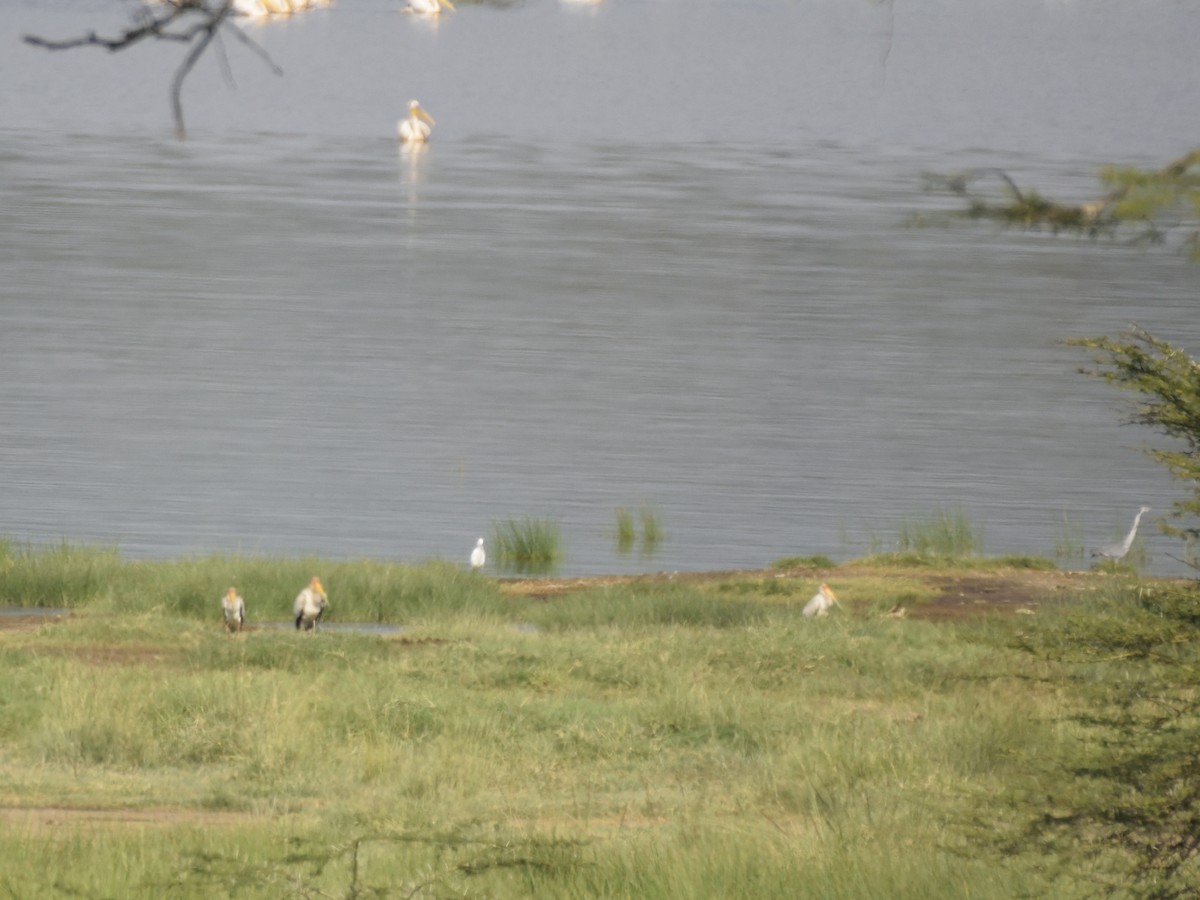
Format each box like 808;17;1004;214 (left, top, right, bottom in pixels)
802;583;839;618
222;589;246;632
294;578;328;632
470;537;486;570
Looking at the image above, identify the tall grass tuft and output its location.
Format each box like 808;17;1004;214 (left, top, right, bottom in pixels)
490;518;564;574
895;508;982;558
614;507;636;553
639;504;663;555
1054;511;1085;562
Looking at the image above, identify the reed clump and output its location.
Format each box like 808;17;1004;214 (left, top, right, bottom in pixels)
490;517;564;573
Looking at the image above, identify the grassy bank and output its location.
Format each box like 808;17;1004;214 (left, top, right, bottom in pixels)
0;543;1194;897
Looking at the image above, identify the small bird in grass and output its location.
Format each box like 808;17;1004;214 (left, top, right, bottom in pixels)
221;587;246;633
1091;506;1152;562
398;100;436;144
293;576;328;632
470;537;486;571
802;583;839;618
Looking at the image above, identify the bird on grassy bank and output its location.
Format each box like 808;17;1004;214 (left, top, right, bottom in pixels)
221;587;246;633
293;576;328;632
403;0;455;16
1090;506;1152;562
470;537;486;571
802;583;839;618
398;100;436;144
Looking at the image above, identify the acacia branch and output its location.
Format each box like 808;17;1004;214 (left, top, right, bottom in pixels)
23;0;282;140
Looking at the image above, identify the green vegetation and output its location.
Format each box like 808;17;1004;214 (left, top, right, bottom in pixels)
490;517;564;573
925;148;1200;258
1070;326;1200;567
1002;582;1200;897
1054;510;1085;563
0;543;503;622
896;507;982;557
615;506;636;552
639;505;663;553
0;543;1196;896
773;554;837;570
615;504;664;557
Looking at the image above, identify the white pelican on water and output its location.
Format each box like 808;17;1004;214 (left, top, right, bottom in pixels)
294;576;329;632
398;100;435;144
470;537;486;571
404;0;455;16
802;583;839;618
221;587;246;633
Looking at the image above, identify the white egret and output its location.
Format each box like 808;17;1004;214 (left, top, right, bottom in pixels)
1091;506;1152;562
222;587;246;633
404;0;455;16
802;583;839;618
470;537;486;571
293;576;329;632
398;100;435;143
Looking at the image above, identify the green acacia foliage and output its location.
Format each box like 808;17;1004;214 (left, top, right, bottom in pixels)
1008;584;1200;898
1069;326;1200;555
1098;149;1200;260
928;148;1200;256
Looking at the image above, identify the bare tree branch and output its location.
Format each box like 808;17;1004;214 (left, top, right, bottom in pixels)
23;0;283;139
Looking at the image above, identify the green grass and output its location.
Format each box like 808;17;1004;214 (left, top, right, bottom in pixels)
1053;511;1085;562
896;508;982;557
490;517;564;573
615;507;636;552
0;542;1187;897
639;505;663;553
615;505;664;557
773;554;837;570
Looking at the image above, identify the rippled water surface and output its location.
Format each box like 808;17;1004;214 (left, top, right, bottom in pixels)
1;0;1198;574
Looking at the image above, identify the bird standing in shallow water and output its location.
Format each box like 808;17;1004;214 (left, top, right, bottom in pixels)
398;100;436;144
470;537;486;571
1091;506;1152;562
294;576;328;632
222;587;245;633
802;583;839;618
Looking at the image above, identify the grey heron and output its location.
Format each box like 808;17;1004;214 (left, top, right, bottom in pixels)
294;576;328;632
802;583;839;618
1091;506;1152;562
222;587;245;633
470;537;486;571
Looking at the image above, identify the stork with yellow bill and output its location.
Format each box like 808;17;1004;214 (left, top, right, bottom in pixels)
294;576;329;632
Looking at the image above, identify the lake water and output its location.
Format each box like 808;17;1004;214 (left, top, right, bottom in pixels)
1;0;1198;575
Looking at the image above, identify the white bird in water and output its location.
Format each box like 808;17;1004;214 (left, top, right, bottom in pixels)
1091;506;1152;562
470;537;486;571
293;576;329;632
802;583;839;618
403;0;455;16
221;587;246;633
398;100;436;144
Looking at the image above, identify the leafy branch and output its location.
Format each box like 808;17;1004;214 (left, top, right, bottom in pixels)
1067;325;1200;567
921;149;1200;256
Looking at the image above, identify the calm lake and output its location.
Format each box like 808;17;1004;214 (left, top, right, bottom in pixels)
1;0;1198;575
